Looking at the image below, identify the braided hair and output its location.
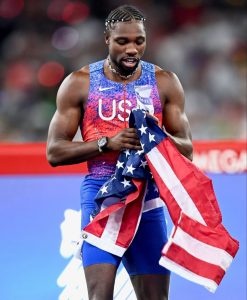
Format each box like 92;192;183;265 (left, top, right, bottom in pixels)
105;5;146;33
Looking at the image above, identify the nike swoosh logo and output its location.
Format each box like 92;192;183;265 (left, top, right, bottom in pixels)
99;86;115;91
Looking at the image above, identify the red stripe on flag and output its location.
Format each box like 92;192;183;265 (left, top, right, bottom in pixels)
155;139;222;227
84;215;109;237
116;179;145;247
178;213;239;257
163;243;225;285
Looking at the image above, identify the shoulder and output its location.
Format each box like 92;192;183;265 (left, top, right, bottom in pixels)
155;65;181;85
141;61;177;80
61;65;89;88
154;65;184;99
57;65;90;105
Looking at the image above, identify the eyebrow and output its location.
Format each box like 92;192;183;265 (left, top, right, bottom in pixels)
114;35;146;40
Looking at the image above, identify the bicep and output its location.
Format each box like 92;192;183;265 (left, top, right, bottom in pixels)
163;102;191;138
162;74;191;139
48;106;81;142
47;75;83;143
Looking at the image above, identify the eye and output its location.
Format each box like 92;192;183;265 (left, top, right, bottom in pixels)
136;38;145;45
116;38;127;45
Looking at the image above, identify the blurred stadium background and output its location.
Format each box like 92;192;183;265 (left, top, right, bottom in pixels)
0;1;246;300
0;0;246;141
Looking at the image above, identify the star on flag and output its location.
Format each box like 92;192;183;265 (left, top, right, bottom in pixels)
121;178;131;187
116;160;124;169
140;160;148;168
126;164;136;175
100;185;108;195
138;124;148;135
124;149;130;157
149;133;155;142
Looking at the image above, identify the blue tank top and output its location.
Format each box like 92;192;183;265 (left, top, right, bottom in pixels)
81;59;162;178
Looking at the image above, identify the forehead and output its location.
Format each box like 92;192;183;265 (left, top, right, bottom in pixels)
110;20;146;38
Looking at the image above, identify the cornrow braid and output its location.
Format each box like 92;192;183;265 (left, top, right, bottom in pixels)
105;5;146;32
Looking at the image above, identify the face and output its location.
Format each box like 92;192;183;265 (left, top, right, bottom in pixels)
105;20;146;75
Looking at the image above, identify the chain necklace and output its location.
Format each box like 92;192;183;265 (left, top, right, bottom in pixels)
107;57;138;80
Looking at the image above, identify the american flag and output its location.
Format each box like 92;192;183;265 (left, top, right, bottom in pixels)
81;109;239;293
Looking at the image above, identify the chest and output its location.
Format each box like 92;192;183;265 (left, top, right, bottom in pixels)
87;83;156;123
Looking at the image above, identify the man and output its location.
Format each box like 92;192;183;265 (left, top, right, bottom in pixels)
47;5;192;300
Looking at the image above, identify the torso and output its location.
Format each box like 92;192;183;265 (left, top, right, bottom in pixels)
81;59;163;178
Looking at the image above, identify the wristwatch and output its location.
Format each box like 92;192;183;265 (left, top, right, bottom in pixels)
97;136;109;153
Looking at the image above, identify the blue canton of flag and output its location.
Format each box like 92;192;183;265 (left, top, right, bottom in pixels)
93;109;165;217
129;108;167;152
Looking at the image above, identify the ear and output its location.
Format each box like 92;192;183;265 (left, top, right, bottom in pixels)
104;31;110;45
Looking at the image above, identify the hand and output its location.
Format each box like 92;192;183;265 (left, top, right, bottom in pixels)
107;128;142;151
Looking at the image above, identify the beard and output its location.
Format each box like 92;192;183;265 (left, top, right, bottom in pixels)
111;56;140;77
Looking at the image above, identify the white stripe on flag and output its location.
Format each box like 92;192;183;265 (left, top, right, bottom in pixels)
159;256;218;293
143;197;165;212
81;231;126;256
147;147;206;225
101;206;126;243
170;227;233;271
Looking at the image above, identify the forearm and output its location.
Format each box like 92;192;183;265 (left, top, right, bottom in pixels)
47;127;142;167
167;134;193;161
46;139;101;167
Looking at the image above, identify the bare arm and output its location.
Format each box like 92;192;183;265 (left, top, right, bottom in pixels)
46;69;99;166
156;68;193;160
46;68;141;167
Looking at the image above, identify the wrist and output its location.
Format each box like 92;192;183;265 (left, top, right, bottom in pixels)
97;136;109;153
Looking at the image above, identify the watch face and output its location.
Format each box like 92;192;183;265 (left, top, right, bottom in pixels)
98;137;107;148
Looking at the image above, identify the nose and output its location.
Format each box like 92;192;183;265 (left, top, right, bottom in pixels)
125;43;138;56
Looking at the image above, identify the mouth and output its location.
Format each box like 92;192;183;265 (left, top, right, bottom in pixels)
121;57;139;69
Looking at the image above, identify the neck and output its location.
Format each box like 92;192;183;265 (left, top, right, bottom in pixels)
107;57;139;80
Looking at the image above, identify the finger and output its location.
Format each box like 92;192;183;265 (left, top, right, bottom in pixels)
123;128;138;134
122;131;139;139
124;143;142;150
122;137;140;145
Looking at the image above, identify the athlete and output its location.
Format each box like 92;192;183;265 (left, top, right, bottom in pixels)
47;5;193;300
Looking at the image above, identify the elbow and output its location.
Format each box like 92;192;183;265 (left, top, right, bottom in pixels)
187;142;193;161
46;152;59;167
181;139;193;161
46;143;61;167
187;152;193;162
47;157;59;167
183;150;193;161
